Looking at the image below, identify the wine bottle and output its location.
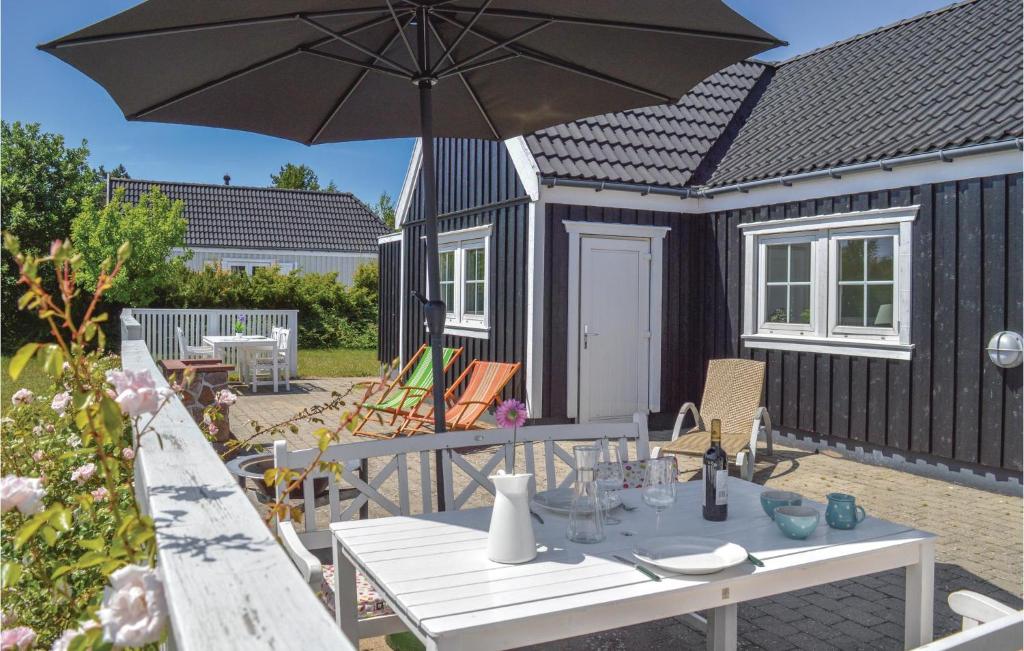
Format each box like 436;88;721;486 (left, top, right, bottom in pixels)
702;418;728;521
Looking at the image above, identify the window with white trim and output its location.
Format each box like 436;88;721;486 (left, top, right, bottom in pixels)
741;206;916;360
221;259;294;275
429;225;491;337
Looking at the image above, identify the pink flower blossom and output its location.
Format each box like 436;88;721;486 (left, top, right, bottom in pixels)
10;389;33;406
1;476;45;515
98;565;168;647
215;389;237;406
32;450;45;463
106;369;172;417
45;424;54;433
495;399;528;429
51;621;99;651
51;391;72;413
0;626;36;650
71;463;96;485
121;448;135;461
91;487;109;502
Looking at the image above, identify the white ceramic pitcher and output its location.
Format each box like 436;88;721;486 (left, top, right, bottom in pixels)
487;471;537;564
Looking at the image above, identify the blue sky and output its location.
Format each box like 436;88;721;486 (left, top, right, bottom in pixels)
2;0;951;204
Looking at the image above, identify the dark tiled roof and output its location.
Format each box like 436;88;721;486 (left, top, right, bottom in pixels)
706;0;1023;186
525;61;768;189
108;178;388;253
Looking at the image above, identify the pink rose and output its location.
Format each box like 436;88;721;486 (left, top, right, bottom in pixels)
32;450;45;463
121;448;135;461
0;476;45;515
51;391;72;413
215;389;237;406
98;565;168;647
51;621;99;651
71;463;96;485
106;370;171;417
10;389;33;406
91;487;109;502
0;626;36;650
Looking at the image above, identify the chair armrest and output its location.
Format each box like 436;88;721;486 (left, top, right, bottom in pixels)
672;403;703;441
277;520;323;590
753;406;772;430
949;590;1020;628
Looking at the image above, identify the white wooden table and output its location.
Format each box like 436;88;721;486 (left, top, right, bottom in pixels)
331;479;935;651
201;335;277;389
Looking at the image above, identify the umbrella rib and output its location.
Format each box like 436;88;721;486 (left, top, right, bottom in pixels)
434;21;550;79
432;13;673;103
436;52;518;79
427;19;500;140
128;14;399;120
39;7;396;50
435;6;785;47
308;14;414;144
297;15;415;76
385;0;419;73
301;49;411;80
430;0;493;74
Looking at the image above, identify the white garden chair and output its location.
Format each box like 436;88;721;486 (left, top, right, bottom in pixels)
913;590;1022;650
175;326;214;360
271;414;650;639
247;329;290;392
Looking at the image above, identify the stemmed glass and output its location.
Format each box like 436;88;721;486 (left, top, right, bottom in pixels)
597;444;625;525
642;457;676;533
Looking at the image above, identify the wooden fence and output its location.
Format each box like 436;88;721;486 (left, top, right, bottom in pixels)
121;308;299;375
120;313;351;650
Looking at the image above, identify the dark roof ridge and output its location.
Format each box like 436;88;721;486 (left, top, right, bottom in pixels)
775;0;977;66
108;176;358;200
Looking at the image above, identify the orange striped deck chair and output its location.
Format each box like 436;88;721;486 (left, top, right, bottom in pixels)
402;360;521;434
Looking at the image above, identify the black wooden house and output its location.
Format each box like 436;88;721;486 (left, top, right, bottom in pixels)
379;0;1023;474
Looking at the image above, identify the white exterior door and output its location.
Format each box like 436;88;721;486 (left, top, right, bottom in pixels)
577;236;651;422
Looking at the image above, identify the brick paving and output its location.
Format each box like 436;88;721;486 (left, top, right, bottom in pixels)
229;381;1023;650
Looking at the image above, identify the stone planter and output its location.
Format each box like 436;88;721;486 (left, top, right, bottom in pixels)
159;358;235;441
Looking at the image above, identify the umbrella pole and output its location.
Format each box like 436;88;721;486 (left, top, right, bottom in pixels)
418;75;449;510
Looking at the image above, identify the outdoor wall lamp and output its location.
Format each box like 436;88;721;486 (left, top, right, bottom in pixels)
986;331;1024;368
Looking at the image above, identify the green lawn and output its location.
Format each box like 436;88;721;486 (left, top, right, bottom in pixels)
1;354;54;408
297;348;379;378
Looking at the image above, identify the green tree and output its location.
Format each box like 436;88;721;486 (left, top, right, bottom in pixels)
1;121;98;347
95;163;130;180
71;188;189;305
272;163;318;190
370;191;396;230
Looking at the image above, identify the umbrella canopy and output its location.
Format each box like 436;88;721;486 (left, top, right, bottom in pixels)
42;2;781;499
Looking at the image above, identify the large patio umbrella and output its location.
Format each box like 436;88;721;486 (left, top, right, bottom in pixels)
42;1;781;499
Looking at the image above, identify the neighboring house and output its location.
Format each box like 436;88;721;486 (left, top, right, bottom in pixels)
379;0;1022;473
108;177;389;285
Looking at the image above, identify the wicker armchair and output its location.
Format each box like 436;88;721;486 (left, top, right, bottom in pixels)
653;358;772;480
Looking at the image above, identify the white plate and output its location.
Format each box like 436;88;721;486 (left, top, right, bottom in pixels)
633;536;747;575
531;488;621;515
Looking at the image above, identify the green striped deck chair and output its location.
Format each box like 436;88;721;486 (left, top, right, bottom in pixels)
353;344;462;439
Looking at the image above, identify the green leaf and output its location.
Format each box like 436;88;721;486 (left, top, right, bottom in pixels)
1;562;23;589
74;551;110;570
51;564;76;580
50;506;73;532
99;396;124;439
40;525;58;546
9;343;41;380
14;509;51;549
78;537;105;551
41;344;64;377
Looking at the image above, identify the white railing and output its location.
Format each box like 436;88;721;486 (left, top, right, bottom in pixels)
122;308;299;375
121;314;352;650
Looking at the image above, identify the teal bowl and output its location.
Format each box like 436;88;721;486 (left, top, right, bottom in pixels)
774;505;820;540
760;490;802;519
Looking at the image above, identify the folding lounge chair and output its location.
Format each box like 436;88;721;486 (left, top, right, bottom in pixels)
402;360;521;434
352;344;462;439
653;358;773;481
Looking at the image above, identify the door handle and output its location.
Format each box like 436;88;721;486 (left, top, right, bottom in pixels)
584;324;599;349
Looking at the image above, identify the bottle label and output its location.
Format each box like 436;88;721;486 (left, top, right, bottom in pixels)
715;469;728;505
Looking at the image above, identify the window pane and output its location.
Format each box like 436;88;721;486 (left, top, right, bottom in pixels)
470;284;485;315
439;251;455;282
839;240;864;281
868;284;894;327
790;243;811;282
866;237;893;280
790;285;811;324
765;286;788;323
839;285;864;326
766;245;788;282
465;248;484;281
441;282;454;314
230;265;246;275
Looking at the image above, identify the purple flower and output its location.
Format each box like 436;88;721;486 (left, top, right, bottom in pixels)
237;315;247;323
495;399;527;429
0;626;36;650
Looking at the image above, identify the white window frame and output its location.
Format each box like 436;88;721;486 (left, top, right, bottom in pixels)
426;224;492;339
740;205;916;360
220;259;294;275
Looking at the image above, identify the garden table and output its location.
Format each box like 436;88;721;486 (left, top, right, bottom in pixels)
331;478;935;651
201;335;277;390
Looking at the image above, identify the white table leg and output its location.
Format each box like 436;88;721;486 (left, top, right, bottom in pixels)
904;539;935;649
706;604;737;651
332;534;360;648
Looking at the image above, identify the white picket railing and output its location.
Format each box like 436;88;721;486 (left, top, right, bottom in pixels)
120;313;352;650
122;308;299;375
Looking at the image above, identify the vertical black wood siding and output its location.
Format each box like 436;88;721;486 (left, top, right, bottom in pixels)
377;239;401;365
707;173;1023;472
398;138;529;400
541;203;708;422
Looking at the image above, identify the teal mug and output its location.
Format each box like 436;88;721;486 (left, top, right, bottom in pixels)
825;493;866;529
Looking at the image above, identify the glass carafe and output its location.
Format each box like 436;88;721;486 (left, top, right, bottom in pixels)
568;445;605;544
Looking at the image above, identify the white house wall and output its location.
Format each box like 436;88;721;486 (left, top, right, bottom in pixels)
176;248;377;286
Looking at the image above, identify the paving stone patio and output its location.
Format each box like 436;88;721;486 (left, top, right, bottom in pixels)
229;378;1023;650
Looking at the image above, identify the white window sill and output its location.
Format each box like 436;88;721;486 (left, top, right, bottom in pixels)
442;323;490;339
742;333;913;360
